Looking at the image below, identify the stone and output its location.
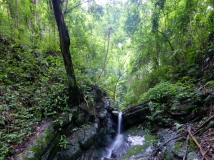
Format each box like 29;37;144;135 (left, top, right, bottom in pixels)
122;102;150;128
59;125;97;159
60;141;82;160
112;110;119;116
17;121;59;160
78;126;97;149
187;152;200;160
98;109;107;119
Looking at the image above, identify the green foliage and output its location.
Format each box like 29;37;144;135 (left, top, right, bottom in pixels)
141;82;177;102
172;142;183;153
58;135;68;149
189;138;198;151
0;42;71;159
0;0;213;158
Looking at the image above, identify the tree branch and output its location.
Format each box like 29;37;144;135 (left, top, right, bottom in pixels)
183;134;189;160
64;0;92;14
97;27;112;81
157;29;174;51
187;127;208;160
146;132;187;160
63;0;68;14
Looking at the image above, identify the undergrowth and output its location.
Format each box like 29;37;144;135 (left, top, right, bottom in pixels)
0;41;71;159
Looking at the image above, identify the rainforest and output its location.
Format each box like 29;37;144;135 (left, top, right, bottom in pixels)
0;0;214;159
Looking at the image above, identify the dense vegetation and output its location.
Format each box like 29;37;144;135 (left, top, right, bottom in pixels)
0;0;213;159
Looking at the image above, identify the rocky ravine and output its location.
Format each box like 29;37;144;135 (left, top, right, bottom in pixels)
17;86;119;160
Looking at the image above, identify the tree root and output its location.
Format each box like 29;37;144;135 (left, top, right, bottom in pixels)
147;115;214;160
187;127;208;160
183;134;189;160
146;132;187;160
197;114;214;132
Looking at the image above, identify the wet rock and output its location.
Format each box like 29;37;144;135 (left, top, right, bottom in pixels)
78;126;97;149
60;140;81;160
95;102;102;109
122;102;150;128
18;85;118;160
172;142;185;158
119;126;155;160
98;108;107;119
59;125;97;159
17;120;59;160
187;151;200;160
157;128;177;159
112;110;119;116
111;137;129;158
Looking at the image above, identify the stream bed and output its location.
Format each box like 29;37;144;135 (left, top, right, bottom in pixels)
102;112;156;160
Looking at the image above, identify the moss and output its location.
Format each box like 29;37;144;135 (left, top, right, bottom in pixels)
144;134;155;141
120;145;143;159
189;138;197;151
22;125;58;160
173;142;182;153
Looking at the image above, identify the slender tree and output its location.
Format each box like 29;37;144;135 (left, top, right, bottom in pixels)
97;27;112;81
52;0;82;104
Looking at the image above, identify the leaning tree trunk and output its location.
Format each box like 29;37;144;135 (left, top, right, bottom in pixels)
52;0;81;104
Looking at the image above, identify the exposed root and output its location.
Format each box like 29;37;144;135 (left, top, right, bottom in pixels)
187;127;208;160
197;114;214;131
183;134;189;160
146;132;187;160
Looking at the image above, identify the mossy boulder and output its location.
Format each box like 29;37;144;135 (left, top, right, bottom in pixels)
58;125;97;159
17;122;59;160
59;138;82;160
78;126;97;149
172;142;185;158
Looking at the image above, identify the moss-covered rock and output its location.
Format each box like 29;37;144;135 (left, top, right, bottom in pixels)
58;125;97;159
78;126;97;149
120;145;144;159
17;122;58;160
172;142;185;158
59;139;82;160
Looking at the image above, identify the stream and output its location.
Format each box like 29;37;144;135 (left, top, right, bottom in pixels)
102;112;124;159
102;112;155;160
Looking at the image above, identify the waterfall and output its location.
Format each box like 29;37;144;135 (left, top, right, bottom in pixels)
103;111;123;159
118;111;122;134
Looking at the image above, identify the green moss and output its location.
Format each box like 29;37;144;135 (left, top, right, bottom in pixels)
144;134;155;141
173;142;182;153
22;126;58;160
189;138;197;151
120;145;143;159
125;126;139;135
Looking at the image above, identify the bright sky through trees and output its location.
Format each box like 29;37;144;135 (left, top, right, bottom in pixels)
95;0;127;5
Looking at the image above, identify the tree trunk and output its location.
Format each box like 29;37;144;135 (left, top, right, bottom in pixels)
97;27;112;81
52;0;82;104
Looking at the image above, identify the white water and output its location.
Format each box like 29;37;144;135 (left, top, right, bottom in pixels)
117;111;122;134
103;111;123;159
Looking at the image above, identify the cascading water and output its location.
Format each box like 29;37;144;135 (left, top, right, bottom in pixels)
103;111;123;159
117;112;122;134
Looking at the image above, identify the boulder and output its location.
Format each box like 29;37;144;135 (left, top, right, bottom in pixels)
59;125;97;160
59;139;81;160
16;120;59;160
122;102;150;128
78;126;97;149
98;108;107;119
